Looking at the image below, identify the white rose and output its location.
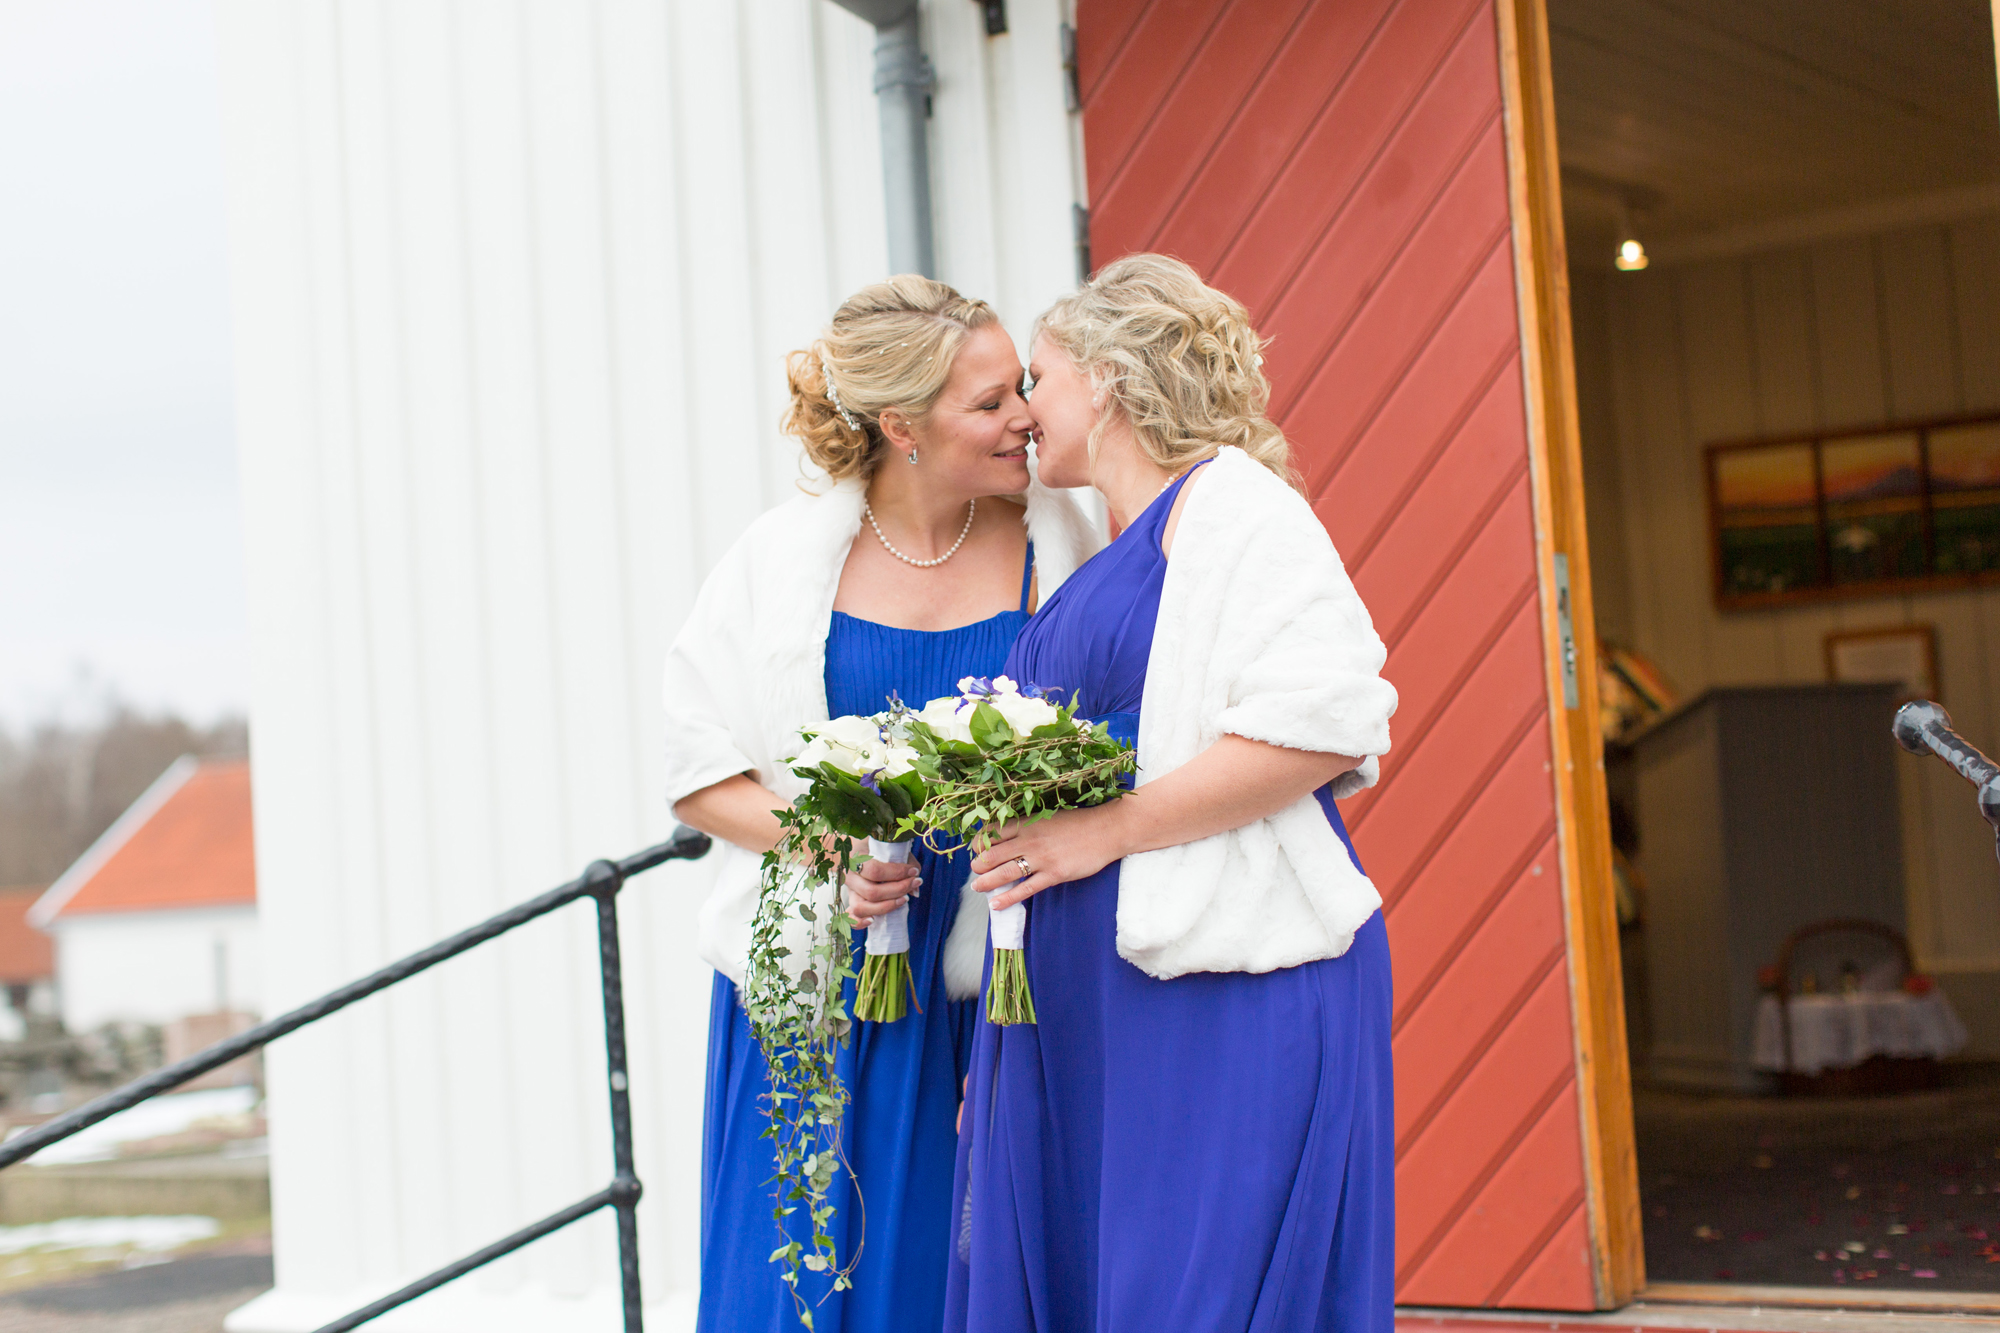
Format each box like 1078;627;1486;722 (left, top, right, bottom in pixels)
792;735;834;770
813;714;883;774
822;714;883;749
991;675;1021;696
876;741;920;778
916;695;974;744
991;691;1060;736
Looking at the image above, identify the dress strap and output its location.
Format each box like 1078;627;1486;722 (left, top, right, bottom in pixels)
1167;456;1213;502
1019;540;1037;613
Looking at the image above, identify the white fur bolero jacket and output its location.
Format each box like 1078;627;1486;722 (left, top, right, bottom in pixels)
661;477;1102;998
1111;444;1399;980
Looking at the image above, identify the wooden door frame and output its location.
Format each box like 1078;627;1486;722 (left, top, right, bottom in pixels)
1493;0;1644;1308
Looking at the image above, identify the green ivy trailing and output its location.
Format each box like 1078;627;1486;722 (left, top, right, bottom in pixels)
745;811;856;1327
742;712;929;1328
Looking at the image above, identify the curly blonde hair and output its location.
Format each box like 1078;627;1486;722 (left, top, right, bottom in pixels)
783;275;1000;482
1034;253;1295;486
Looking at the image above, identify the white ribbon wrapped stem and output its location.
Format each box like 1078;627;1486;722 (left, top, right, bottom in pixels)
865;838;913;955
990;897;1027;951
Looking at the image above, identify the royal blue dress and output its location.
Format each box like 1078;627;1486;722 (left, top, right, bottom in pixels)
697;549;1035;1333
946;469;1395;1333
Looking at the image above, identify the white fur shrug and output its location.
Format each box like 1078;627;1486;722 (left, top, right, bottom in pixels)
661;479;1101;998
1117;445;1398;978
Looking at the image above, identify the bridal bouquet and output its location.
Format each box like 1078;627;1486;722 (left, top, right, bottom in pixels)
902;676;1136;1024
744;707;926;1314
744;683;1132;1313
790;713;932;1024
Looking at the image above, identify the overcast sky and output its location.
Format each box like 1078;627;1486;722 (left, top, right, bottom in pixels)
0;0;244;729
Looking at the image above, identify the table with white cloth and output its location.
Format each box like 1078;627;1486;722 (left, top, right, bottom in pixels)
1751;990;1969;1074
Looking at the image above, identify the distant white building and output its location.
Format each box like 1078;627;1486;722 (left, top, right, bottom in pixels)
31;757;260;1032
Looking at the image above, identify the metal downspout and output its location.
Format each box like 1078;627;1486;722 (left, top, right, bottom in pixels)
830;0;937;277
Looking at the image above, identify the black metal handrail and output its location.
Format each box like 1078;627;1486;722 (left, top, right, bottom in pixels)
0;823;713;1333
1894;700;2000;863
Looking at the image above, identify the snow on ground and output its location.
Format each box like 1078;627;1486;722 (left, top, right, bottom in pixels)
0;1215;218;1255
4;1087;258;1165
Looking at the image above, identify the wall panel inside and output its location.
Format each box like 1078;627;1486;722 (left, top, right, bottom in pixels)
1573;212;2000;1048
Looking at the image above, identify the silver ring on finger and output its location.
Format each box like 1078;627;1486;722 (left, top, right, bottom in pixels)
1014;856;1032;879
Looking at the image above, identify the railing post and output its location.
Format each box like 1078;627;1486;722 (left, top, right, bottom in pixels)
586;858;644;1333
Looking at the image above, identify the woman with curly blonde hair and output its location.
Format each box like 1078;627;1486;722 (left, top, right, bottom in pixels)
944;255;1399;1332
662;275;1098;1333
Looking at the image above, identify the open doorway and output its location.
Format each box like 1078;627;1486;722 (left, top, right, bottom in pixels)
1551;0;2000;1301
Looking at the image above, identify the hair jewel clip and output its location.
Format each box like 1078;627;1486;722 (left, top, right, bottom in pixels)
821;356;863;433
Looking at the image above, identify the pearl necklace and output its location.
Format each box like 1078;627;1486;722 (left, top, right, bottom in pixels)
864;498;977;568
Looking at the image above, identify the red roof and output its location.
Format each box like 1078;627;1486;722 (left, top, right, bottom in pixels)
36;759;256;921
0;887;54;982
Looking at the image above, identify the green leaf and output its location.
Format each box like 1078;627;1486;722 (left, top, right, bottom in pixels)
969;701;1014;749
879;777;916;821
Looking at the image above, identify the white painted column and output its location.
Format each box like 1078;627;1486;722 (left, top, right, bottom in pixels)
212;2;1081;1329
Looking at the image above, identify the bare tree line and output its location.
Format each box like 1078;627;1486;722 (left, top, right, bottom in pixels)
0;708;248;887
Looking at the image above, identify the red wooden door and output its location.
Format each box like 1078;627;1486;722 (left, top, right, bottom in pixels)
1077;0;1638;1311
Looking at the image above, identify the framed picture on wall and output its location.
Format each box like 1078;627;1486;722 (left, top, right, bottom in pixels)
1706;413;2000;609
1824;625;1939;704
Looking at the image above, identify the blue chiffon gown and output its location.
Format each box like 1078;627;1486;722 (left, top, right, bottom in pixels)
945;469;1395;1333
697;550;1035;1333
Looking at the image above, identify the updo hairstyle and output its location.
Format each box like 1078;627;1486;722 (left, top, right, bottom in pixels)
1035;253;1294;485
783;275;999;482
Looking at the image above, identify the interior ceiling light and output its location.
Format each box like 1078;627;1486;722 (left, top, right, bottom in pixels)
1613;198;1649;271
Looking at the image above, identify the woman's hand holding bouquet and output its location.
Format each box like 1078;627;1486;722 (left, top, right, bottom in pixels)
788;713;931;1024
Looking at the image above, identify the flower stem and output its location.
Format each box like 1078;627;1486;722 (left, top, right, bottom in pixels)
986;948;1037;1026
854;951;911;1023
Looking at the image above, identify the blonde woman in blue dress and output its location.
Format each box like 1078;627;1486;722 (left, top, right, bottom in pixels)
663;276;1098;1333
946;255;1399;1332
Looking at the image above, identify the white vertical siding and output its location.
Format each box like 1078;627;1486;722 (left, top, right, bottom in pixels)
212;2;1082;1327
1574;213;2000;1047
927;0;1084;336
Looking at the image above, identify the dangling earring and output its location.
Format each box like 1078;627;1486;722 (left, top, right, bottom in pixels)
906;449;920;465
